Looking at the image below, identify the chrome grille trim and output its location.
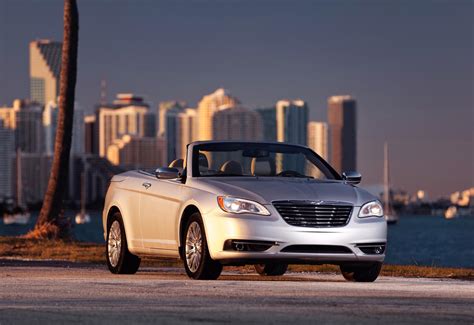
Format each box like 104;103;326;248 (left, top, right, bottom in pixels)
273;200;353;228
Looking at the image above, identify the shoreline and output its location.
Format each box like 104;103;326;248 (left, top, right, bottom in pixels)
1;236;473;280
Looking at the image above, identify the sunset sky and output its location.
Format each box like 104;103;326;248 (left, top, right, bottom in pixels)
0;0;472;198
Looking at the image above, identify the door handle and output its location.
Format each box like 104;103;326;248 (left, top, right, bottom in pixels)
142;182;152;189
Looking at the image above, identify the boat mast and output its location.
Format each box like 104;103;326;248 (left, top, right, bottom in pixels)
80;162;87;216
383;142;391;214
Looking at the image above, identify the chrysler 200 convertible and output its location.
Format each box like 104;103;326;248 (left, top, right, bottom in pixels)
103;141;387;281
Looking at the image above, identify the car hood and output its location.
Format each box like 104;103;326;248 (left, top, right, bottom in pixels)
197;177;376;207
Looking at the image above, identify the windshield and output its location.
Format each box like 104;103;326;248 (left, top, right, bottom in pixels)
192;142;340;180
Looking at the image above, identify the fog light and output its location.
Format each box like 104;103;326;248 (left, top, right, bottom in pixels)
357;243;386;255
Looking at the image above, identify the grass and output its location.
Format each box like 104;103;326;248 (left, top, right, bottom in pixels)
1;237;473;280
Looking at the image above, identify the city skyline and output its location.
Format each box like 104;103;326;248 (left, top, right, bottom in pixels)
0;0;472;198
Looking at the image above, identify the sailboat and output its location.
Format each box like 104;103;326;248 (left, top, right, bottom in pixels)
75;170;91;224
383;142;398;225
3;149;31;225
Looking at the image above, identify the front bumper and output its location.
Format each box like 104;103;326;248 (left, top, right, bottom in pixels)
202;205;387;265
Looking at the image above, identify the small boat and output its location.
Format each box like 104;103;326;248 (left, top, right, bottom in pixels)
75;212;91;225
3;207;31;225
444;206;457;219
444;205;474;219
383;142;398;225
3;149;31;225
75;170;91;225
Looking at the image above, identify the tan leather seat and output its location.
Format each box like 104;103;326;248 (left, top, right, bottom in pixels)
251;157;276;176
169;159;184;169
220;160;243;175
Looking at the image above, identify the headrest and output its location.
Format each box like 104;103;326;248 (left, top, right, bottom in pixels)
169;159;184;169
198;153;209;171
220;160;243;176
251;157;275;176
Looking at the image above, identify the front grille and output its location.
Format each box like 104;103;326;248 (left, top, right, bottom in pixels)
281;245;352;254
273;201;353;227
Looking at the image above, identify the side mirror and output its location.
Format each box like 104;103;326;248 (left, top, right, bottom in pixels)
155;167;181;180
342;171;361;185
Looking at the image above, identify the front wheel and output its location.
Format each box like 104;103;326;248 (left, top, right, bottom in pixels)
183;213;222;280
106;212;141;274
254;263;288;276
340;262;382;282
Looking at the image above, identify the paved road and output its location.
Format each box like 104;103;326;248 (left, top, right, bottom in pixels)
0;260;473;324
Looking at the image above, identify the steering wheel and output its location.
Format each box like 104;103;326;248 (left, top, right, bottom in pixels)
276;170;304;177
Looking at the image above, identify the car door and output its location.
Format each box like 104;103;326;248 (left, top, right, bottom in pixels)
138;175;183;254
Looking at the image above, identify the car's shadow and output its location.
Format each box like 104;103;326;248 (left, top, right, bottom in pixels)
138;268;345;282
0;259;345;282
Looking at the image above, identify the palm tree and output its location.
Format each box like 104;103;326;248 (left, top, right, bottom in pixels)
27;0;79;239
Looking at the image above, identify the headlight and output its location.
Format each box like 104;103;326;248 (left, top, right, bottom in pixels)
217;196;270;216
358;201;384;218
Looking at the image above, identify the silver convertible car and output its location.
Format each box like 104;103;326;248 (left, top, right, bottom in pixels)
103;141;387;282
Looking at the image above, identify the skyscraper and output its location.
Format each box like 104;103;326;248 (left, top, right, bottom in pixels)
107;135;166;170
327;95;357;173
212;106;263;141
212;106;263;169
0;101;18;129
276;99;308;145
30;40;62;105
97;93;151;161
157;100;186;137
256;106;276;141
14;100;44;153
166;107;196;162
307;121;328;178
84;114;98;154
43;100;85;155
276;100;308;171
0;120;14;197
197;88;240;141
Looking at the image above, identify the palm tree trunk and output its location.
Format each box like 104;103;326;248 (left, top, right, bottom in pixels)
29;0;79;239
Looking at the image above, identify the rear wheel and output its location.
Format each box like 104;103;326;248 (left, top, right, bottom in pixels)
183;213;222;280
340;262;382;282
106;212;141;274
254;263;288;276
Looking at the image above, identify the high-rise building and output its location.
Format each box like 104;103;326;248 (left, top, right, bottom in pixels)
157;100;186;137
0;98;46;152
276;100;308;171
97;93;151;161
307;121;328;178
43;100;84;155
12;153;53;204
71;156;124;205
30;40;62;105
84;115;98;154
0;120;14;197
256;106;276;142
197;88;240;141
276;100;308;145
0;100;18;129
327;95;357;173
42;101;57;155
307;121;328;160
213;106;263;141
211;106;263;170
107;135;166;170
166;107;196;162
14;100;44;153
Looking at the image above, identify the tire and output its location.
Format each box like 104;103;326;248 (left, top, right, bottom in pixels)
254;263;288;276
183;212;222;280
340;262;382;282
106;212;141;274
